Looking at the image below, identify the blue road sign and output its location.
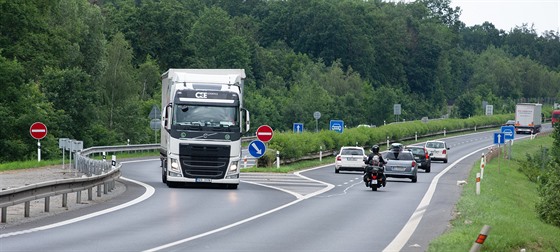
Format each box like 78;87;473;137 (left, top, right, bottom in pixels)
293;123;304;133
494;133;505;144
248;140;266;158
330;120;344;133
500;126;515;140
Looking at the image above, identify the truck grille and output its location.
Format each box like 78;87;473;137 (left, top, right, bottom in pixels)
179;144;231;179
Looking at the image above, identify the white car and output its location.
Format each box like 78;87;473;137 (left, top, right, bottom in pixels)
335;146;367;173
424;140;449;163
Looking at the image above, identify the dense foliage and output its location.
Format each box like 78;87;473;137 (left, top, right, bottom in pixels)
1;0;560;162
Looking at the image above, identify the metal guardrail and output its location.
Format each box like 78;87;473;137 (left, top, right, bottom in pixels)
0;138;258;223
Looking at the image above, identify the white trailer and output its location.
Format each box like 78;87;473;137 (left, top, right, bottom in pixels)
515;103;542;134
160;69;250;189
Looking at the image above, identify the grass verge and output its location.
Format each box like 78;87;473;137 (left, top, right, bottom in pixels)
428;135;560;251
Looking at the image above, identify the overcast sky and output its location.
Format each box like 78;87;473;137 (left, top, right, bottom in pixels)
451;0;560;34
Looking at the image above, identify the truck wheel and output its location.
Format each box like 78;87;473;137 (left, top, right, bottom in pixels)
166;181;175;188
162;168;167;183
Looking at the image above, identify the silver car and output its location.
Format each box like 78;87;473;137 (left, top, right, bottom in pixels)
383;150;418;183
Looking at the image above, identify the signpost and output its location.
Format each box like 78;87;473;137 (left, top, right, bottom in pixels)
293;123;304;133
313;111;321;132
256;125;274;142
394;104;401;122
329;120;344;133
494;132;505;173
30;122;47;161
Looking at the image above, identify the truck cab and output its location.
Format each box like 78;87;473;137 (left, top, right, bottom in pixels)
160;69;249;189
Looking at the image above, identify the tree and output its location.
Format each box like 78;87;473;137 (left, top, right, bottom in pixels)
100;32;138;129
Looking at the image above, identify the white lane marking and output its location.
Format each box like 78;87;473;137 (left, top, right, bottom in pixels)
0;161;156;238
145;164;335;252
382;145;493;251
383;132;535;251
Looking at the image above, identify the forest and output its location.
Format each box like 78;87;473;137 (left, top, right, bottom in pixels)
1;0;559;162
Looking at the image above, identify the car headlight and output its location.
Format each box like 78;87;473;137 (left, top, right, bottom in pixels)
170;158;180;172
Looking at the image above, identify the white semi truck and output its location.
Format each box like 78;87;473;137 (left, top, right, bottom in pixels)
160;69;249;189
514;103;542;134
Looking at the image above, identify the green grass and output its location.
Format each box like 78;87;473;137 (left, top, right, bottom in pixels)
428;135;560;251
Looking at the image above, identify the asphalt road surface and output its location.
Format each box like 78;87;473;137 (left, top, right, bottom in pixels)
0;125;551;251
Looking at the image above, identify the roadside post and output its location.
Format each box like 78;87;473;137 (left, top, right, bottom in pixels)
480;153;485;179
276;151;280;169
319;146;322;162
470;225;491;252
415;132;418;141
476;173;481;195
243;155;247;169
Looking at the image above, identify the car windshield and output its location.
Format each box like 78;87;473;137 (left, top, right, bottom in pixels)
341;149;363;155
426;142;444;149
408;148;425;155
384;152;413;160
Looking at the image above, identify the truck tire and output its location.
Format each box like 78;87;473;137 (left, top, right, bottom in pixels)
162;168;167;183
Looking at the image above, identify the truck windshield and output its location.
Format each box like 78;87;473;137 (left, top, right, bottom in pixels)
173;104;238;128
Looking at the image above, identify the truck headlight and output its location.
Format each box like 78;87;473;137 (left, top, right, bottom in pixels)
170;158;180;172
229;161;239;172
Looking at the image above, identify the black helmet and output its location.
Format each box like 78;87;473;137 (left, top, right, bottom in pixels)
371;145;379;153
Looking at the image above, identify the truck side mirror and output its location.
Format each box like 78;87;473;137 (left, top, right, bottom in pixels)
163;103;172;131
242;108;250;133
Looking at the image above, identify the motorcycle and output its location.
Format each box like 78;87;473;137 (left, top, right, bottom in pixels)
363;165;386;191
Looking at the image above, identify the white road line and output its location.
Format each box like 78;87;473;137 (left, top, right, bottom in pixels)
382;145;493;251
0;173;155;238
145;164;335;252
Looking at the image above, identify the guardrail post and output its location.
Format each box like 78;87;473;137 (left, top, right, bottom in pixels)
44;197;50;212
88;188;93;200
1;207;6;223
470;225;491;252
76;191;82;204
62;193;68;208
24;201;30;217
104;182;109;194
97;185;102;197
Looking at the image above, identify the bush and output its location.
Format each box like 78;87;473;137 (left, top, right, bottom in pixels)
536;163;560;227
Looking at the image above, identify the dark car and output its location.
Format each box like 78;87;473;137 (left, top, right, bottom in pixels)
406;146;431;173
504;120;515;126
382;148;418;183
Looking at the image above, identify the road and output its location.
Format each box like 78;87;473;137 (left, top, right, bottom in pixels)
0;126;551;251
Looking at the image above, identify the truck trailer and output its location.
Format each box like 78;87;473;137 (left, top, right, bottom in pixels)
160;69;250;189
514;103;542;134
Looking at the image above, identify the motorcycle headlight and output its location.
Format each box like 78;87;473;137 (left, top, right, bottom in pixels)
170;158;180;172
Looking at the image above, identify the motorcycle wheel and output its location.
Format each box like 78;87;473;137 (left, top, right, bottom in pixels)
371;185;378;191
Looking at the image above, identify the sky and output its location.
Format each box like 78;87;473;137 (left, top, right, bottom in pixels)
450;0;560;34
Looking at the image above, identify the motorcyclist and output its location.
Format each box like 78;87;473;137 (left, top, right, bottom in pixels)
364;145;387;187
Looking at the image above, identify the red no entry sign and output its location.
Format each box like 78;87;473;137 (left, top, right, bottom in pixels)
30;122;48;140
256;125;274;142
